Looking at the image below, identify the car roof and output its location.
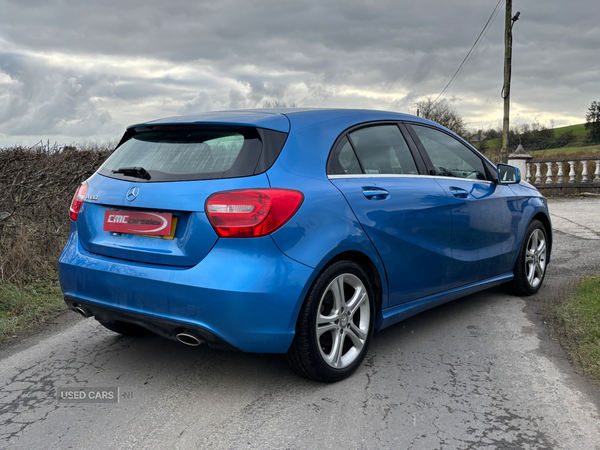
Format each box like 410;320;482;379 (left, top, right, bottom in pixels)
129;108;439;134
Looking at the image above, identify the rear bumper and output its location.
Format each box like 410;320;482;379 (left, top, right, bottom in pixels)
58;225;315;353
64;297;238;350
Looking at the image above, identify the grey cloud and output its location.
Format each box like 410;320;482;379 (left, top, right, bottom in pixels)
309;86;334;100
0;0;598;142
388;91;421;113
178;91;213;114
0;0;499;68
178;88;254;115
0;53;118;136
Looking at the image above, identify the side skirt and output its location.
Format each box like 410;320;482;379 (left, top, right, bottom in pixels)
375;273;514;331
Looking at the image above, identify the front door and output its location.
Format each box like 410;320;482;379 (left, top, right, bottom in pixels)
408;124;519;289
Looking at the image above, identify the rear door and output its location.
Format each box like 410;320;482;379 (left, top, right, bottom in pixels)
407;124;519;289
328;123;452;307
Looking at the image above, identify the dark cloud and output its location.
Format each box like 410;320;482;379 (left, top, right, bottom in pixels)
0;0;598;142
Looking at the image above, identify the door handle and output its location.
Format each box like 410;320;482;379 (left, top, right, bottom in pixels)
449;187;469;198
362;187;390;200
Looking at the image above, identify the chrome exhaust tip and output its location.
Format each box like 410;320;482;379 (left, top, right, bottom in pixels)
73;305;90;318
176;332;205;347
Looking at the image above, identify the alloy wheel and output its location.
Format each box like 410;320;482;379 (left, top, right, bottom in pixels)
525;228;547;289
316;273;371;369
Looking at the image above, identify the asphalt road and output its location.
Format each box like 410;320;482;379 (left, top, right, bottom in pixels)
1;198;599;450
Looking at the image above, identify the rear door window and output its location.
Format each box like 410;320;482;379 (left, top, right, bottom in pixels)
348;125;418;175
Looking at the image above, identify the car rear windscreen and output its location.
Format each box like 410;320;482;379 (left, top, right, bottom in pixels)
98;127;282;182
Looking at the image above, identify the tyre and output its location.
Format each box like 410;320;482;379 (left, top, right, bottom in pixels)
98;320;152;337
286;260;375;382
506;219;548;296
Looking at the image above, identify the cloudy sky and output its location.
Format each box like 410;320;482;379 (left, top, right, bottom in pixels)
0;0;598;146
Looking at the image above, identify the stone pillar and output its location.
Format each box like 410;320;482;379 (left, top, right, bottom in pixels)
557;162;564;184
535;163;542;184
582;160;589;182
545;162;554;184
568;161;576;183
508;145;533;182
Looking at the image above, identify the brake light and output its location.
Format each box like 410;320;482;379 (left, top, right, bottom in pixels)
69;182;88;221
205;189;304;238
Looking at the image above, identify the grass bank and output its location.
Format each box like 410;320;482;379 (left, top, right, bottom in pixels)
0;275;67;344
530;144;600;159
552;276;600;385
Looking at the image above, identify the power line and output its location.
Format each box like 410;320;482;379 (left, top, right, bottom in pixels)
432;0;505;104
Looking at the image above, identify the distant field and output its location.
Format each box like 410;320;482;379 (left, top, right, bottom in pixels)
484;137;501;148
480;123;598;157
530;144;600;159
552;123;588;137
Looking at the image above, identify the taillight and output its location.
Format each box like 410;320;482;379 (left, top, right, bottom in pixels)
205;189;304;238
69;181;88;221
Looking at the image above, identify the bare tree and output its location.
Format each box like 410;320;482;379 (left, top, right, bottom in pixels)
262;100;296;108
414;97;468;138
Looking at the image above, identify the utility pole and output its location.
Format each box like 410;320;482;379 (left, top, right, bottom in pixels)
501;1;520;163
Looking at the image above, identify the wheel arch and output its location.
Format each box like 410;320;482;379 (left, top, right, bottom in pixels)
318;250;384;316
532;211;552;263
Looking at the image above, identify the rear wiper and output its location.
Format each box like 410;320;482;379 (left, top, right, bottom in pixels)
111;167;151;180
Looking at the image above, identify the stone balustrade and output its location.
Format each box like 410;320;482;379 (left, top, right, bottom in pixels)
526;158;600;185
507;145;599;194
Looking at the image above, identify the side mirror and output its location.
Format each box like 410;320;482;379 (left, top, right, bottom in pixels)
497;164;521;184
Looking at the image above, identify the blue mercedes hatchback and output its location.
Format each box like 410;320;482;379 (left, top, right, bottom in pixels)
59;109;551;382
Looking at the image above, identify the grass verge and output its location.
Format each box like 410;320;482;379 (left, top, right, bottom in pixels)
552;276;600;385
0;275;67;344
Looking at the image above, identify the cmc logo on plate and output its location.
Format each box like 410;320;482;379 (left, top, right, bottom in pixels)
103;211;173;236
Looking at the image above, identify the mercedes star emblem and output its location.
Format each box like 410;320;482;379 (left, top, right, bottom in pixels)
126;186;140;202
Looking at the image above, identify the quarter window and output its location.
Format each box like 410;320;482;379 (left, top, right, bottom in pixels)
411;125;487;180
327;136;362;175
